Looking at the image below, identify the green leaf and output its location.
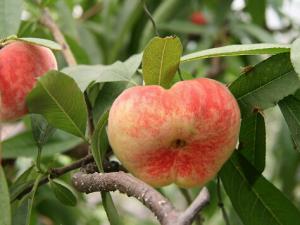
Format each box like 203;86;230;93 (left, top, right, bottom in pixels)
234;23;274;43
142;36;182;88
290;37;300;78
10;166;38;202
101;192;122;225
2;130;82;159
238;112;266;174
0;165;11;225
65;35;90;64
229;53;300;116
92;112;122;225
11;196;30;225
220;152;300;225
62;53;142;91
108;0;143;63
0;0;23;39
245;0;266;26
16;37;62;50
26;71;88;140
30;114;56;148
92;111;109;172
50;179;77;207
159;20;205;35
10;180;35;203
25;174;42;225
93;74;143;122
181;43;290;63
278;91;300;151
12;166;36;189
123;53;143;77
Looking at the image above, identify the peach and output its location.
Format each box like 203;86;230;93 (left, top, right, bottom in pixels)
190;12;207;25
0;41;57;121
108;78;240;188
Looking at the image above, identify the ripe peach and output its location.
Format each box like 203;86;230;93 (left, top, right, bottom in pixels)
108;78;240;188
0;41;57;121
190;12;207;25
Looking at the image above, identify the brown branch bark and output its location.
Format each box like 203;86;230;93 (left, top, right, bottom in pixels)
79;3;103;21
72;172;210;225
39;8;77;66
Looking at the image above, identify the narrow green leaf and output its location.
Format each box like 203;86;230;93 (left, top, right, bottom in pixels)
290;37;300;78
245;0;266;26
142;36;182;88
26;71;88;140
234;23;274;43
11;196;30;225
181;43;290;63
108;1;143;63
159;20;205;35
220;152;300;225
229;53;300;116
91;111;109;171
50;180;77;207
0;165;11;225
278;91;300;151
92;112;122;225
9;166;38;202
10;181;35;203
101;192;122;225
123;53;143;77
238;112;266;174
62;53;142;91
0;0;23;39
25;174;42;225
12;166;36;189
31;114;56;148
2;130;82;159
16;37;62;50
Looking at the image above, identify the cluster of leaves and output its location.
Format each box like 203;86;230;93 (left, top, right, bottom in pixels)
2;0;300;225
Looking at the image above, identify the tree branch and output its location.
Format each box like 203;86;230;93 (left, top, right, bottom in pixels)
178;187;210;225
79;3;103;21
39;8;77;66
72;171;210;225
13;154;93;201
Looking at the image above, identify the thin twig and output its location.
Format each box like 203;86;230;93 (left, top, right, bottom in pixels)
13;154;94;201
79;3;103;21
179;188;203;225
206;57;225;79
178;67;184;81
40;8;77;66
178;187;210;225
217;176;231;225
84;92;95;140
142;0;160;37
